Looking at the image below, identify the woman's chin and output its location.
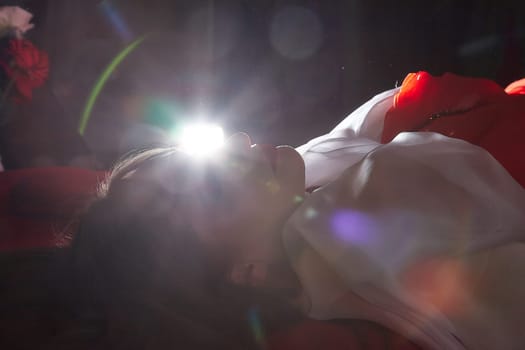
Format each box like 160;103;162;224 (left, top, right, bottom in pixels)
275;145;306;195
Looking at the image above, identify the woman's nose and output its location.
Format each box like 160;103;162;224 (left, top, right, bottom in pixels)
225;133;252;157
227;132;251;148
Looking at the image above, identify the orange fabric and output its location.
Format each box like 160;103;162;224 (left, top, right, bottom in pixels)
383;72;525;187
0;167;105;251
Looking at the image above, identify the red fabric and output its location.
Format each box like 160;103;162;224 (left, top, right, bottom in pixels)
0;167;105;251
383;72;525;187
269;319;422;350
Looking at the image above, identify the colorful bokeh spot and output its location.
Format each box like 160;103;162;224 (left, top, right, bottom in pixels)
265;180;280;194
293;195;304;204
304;207;318;219
143;98;186;131
401;257;469;316
248;307;266;348
330;209;378;246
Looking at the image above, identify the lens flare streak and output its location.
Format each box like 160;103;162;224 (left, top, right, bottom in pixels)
78;35;146;135
248;307;266;349
99;1;133;40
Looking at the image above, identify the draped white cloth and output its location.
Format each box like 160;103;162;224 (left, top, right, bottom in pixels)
286;90;525;350
297;88;398;188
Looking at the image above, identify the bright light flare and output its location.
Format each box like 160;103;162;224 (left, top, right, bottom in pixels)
177;123;225;157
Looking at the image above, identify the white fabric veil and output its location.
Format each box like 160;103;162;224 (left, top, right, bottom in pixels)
287;90;525;350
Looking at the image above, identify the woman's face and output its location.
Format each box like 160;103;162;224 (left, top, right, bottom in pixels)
131;133;305;272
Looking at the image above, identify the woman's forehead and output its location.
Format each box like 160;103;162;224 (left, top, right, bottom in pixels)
122;149;223;195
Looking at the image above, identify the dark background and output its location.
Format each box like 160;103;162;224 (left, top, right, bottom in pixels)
1;0;524;167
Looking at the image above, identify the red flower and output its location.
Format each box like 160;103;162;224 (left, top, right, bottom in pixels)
0;38;49;101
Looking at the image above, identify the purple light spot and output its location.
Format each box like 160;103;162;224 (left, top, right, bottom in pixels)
330;209;378;246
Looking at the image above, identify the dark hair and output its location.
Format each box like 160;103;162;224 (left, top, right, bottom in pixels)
68;147;301;349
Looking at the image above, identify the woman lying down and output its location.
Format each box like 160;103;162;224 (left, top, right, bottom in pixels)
71;120;525;349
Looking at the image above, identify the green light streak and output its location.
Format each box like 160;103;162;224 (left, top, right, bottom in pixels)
78;35;146;135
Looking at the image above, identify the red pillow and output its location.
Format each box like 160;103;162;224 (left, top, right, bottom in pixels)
269;319;422;350
383;72;525;187
0;167;105;251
